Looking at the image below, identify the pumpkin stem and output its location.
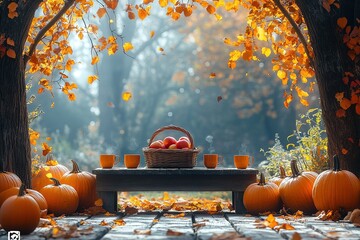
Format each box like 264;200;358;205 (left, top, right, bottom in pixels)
70;160;81;173
290;160;301;177
18;183;27;197
50;177;61;186
258;172;266;186
333;155;341;171
279;166;286;178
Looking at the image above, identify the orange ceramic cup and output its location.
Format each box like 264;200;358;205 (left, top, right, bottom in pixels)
100;154;120;168
234;155;249;169
124;154;140;169
203;154;218;169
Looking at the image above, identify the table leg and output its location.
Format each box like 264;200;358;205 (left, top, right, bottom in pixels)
232;191;246;214
98;191;117;213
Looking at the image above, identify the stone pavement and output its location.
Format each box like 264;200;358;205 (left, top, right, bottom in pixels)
0;212;359;240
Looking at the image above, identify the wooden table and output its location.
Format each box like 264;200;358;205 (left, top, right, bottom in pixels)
92;167;258;214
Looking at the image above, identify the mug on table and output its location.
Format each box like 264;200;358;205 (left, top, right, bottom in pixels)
233;155;249;169
203;154;220;169
124;154;141;169
99;154;120;168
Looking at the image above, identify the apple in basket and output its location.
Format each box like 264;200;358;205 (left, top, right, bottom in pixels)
163;136;177;148
178;136;191;148
176;139;190;149
149;140;165;149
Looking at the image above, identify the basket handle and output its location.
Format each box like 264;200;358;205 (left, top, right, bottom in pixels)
148;125;195;148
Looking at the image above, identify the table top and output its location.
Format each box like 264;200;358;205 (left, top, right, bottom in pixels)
93;167;258;175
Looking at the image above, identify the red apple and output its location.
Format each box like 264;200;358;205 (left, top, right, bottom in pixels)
149;140;165;149
168;144;177;149
179;136;191;147
176;139;190;149
163;136;177;148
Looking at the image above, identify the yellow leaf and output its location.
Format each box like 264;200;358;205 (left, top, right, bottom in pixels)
337;17;347;29
6;49;16;59
91;56;99;65
46;173;53;179
78;32;84;40
108;43;118;55
277;70;287;79
150;30;155;38
214;13;222;21
88;75;98;84
6;38;15;46
163;192;169;201
123;42;134;52
256;27;267;41
340;98;351;110
51;102;55;108
159;0;168;8
122;91;132;101
261;47;271;57
97;8;106;18
68;93;76;101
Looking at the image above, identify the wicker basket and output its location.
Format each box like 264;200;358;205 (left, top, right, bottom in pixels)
143;125;200;168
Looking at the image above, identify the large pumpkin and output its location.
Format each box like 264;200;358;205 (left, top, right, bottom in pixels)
279;160;318;213
61;160;97;210
269;166;287;186
0;186;48;217
243;172;281;214
0;171;21;193
39;178;78;216
312;155;360;211
32;154;69;191
0;184;40;234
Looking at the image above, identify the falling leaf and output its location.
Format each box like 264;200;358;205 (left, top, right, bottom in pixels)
107;102;115;108
134;229;151;235
6;49;16;58
217;96;223;102
138;8;148;20
214;13;222;21
166;229;184;236
209;72;216;78
88;75;98;84
95;199;103;207
68;93;76;101
341;148;348;154
42;142;52;156
340;98;351;110
337;17;348;29
262;47;271;57
123;42;134;52
163;212;185;218
150;30;155;38
97;8;106;18
159;0;168;8
122;91;132;101
206;5;216;14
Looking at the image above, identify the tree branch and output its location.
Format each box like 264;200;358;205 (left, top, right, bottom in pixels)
273;0;315;68
24;0;76;64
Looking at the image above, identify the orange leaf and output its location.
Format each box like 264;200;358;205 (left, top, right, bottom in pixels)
206;5;215;14
337;17;348;29
209;72;216;78
122;91;132;101
123;42;134;52
6;48;16;58
340;98;351;110
184;6;193;17
335;92;344;102
6;38;15;46
159;0;168;8
166;230;184;236
42;142;52;156
88;75;98;84
91;56;99;65
68;93;76;101
7;2;18;19
150;30;155;38
291;232;302;240
97;8;106;18
95;199;103;207
128;11;136;19
38;88;44;94
322;0;331;12
138;8;148;20
228;60;236;69
104;0;118;10
341;148;348;155
336;109;346;118
171;11;180;20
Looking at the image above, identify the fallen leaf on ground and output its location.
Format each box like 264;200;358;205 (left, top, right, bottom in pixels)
166;229;184;236
125;205;138;215
291;232;302;240
134;229;151;235
163;212;185;218
113;219;126;226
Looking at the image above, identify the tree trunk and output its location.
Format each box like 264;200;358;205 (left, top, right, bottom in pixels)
0;2;41;187
296;0;360;175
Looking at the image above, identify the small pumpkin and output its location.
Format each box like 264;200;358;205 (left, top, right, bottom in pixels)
279;160;318;213
243;172;281;214
0;170;21;193
0;184;40;234
32;154;69;191
61;160;97;210
39;178;78;216
269;166;287;186
0;186;48;217
312;155;360;211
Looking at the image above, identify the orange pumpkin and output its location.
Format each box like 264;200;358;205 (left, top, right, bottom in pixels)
0;184;40;234
61;160;97;210
32;154;69;191
243;172;281;214
0;186;48;217
39;178;78;216
269;166;287;186
312;155;360;211
279;160;318;213
0;171;21;193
